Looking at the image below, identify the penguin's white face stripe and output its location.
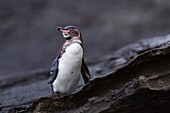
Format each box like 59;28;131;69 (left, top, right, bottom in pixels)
62;33;80;39
62;32;70;38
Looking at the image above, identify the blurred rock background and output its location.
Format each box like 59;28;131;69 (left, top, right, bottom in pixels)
0;0;170;75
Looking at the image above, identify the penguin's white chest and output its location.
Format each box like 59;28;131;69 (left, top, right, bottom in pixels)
52;43;83;93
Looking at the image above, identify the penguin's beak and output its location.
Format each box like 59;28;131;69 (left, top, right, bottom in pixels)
57;26;70;33
57;26;63;31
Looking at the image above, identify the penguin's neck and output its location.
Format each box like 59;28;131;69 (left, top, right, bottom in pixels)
66;36;82;44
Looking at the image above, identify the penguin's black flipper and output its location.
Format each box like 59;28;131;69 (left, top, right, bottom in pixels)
48;56;59;84
81;58;91;84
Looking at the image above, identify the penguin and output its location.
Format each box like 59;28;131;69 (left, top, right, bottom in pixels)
48;25;91;97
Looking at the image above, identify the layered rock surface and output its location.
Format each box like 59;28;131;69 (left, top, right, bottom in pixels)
0;35;170;113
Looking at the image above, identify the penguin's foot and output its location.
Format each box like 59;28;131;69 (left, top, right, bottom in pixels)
52;92;60;98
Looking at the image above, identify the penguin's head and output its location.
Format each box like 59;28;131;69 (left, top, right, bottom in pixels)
57;25;81;40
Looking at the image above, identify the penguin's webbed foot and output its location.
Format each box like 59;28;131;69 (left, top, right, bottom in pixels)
52;92;60;98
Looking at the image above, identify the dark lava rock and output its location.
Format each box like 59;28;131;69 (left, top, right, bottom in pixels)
23;42;170;113
0;35;170;113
